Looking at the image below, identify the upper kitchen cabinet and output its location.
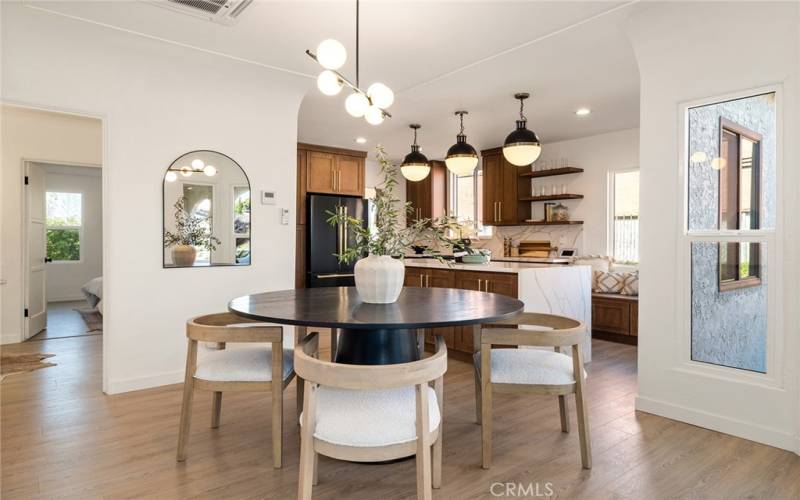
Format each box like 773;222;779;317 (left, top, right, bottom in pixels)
299;143;366;198
480;147;531;225
406;160;448;225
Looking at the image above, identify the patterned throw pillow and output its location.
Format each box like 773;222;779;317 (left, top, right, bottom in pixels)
621;270;639;296
593;270;625;294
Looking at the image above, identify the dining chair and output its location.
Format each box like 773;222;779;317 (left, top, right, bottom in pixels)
294;332;447;500
176;312;295;468
473;312;591;470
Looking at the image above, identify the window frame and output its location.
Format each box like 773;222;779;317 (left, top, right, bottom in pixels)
45;191;83;263
716;117;763;291
447;165;492;238
607;168;640;263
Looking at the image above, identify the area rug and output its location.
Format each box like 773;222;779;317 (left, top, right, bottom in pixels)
75;308;103;333
0;352;56;380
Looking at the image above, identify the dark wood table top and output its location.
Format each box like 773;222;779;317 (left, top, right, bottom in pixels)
229;287;524;330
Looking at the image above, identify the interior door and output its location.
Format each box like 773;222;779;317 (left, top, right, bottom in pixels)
26;164;47;338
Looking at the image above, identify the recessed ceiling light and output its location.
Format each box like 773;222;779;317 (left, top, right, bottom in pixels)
575;108;591;116
355;137;367;144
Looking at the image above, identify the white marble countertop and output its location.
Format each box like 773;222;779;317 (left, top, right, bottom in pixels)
403;258;556;274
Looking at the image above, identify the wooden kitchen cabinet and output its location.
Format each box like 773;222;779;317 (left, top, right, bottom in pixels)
404;266;456;348
480;147;531;225
406;160;447;225
405;266;519;355
299;144;365;197
592;293;638;344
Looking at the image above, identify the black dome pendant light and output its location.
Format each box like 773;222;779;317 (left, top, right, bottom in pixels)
400;124;431;182
445;111;479;176
502;92;542;166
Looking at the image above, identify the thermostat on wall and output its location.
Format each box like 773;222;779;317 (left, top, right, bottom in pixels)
261;190;276;205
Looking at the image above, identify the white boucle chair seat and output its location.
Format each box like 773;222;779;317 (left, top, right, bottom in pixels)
194;346;293;382
300;385;440;447
478;349;587;385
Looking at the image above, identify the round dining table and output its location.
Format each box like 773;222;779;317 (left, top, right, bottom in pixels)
229;286;524;365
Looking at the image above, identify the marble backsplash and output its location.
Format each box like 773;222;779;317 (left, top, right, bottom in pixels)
471;225;583;257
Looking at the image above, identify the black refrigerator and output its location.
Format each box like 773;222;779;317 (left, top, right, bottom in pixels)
306;194;368;288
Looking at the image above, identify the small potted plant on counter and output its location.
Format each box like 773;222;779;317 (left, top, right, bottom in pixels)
163;196;221;266
327;146;456;304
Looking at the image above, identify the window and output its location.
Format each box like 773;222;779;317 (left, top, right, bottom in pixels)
609;170;639;263
448;167;491;237
717;118;762;290
46;192;82;262
686;91;775;373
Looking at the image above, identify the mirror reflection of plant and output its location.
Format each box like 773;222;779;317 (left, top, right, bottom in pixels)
163;196;222;251
327;145;461;264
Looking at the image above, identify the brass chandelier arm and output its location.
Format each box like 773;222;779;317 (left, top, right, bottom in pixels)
305;51;392;119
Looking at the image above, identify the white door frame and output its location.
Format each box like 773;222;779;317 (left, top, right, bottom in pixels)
10;100;110;394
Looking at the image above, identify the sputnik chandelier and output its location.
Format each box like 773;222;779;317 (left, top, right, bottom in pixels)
306;0;394;125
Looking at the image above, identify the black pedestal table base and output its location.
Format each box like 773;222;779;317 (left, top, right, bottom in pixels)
334;328;419;365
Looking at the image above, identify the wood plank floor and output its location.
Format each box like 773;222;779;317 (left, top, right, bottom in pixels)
2;335;798;499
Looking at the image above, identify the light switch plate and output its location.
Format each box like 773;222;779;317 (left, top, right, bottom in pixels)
281;208;290;225
261;190;276;205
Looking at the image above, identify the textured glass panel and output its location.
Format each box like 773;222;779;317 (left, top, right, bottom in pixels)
687;93;775;231
691;241;767;373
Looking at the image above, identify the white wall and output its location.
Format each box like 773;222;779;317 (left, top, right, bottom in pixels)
2;2;310;393
42;164;103;302
1;105;103;343
533;128;639;256
625;2;799;452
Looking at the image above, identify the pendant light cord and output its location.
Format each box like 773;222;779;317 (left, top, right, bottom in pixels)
459;113;465;135
355;0;360;88
519;97;526;121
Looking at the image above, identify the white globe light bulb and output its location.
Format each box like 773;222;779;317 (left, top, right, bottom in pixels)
317;70;343;96
445;156;479;176
203;165;217;176
502;144;542;166
316;39;347;70
345;92;370;117
401;165;431;182
367;82;394;109
165;171;178;183
191;159;204;169
364;105;384;125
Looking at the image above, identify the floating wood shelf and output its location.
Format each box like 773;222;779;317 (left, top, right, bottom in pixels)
490;220;584;227
519;167;584;178
518;194;584;202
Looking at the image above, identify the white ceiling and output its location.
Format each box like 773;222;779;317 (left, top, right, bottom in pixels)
26;0;641;160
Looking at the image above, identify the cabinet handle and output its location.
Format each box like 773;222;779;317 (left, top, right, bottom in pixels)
420;275;424;287
498;201;502;222
477;279;483;292
486;280;491;292
331;167;336;191
335;167;339;191
426;275;430;287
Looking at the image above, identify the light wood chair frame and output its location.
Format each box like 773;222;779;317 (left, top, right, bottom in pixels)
473;312;591;470
176;312;295;468
294;332;447;500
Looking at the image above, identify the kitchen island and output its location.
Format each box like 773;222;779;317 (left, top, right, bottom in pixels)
404;258;592;361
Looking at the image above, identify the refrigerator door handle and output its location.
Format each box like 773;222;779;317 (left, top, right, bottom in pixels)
314;273;355;279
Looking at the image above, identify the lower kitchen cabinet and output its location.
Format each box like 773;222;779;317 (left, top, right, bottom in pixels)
592;293;638;344
405;266;519;355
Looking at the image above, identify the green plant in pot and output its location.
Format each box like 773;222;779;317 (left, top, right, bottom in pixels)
327;146;457;303
163;196;221;266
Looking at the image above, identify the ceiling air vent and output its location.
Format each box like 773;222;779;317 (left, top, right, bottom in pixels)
147;0;253;25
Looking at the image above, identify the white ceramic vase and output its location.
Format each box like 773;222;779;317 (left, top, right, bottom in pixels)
354;255;405;304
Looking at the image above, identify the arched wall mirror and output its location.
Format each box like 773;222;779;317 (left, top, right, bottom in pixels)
162;150;251;268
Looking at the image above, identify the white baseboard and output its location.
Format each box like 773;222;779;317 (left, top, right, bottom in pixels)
636;395;798;454
105;369;184;395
